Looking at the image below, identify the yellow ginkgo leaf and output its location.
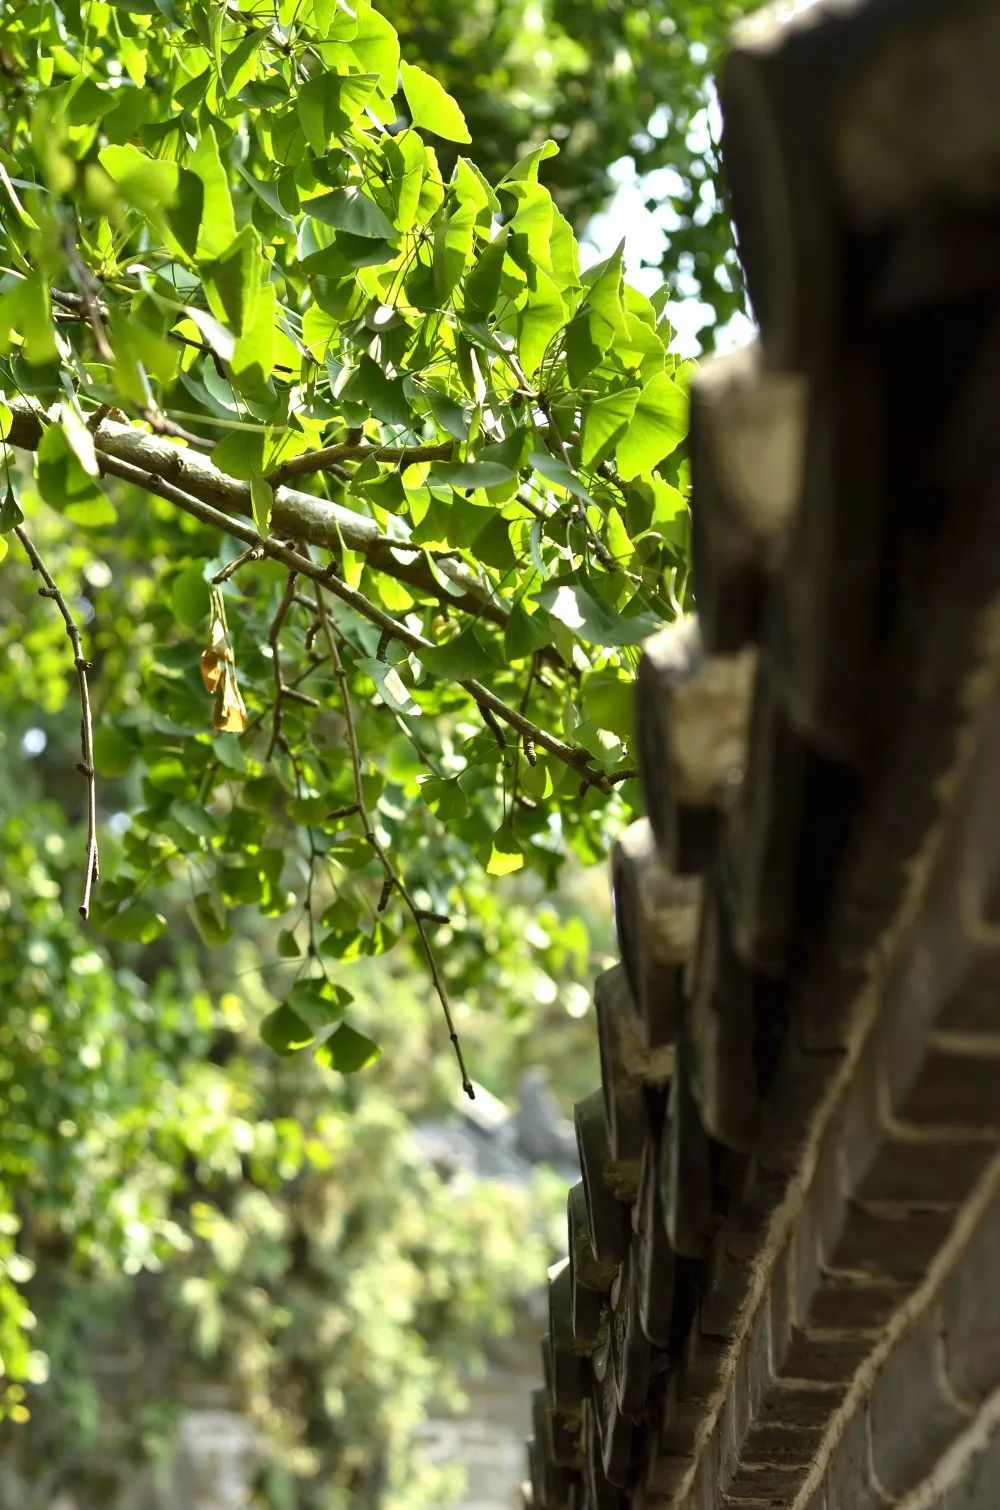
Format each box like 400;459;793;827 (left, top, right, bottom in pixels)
212;664;248;734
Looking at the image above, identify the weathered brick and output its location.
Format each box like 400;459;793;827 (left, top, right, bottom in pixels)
642;1439;695;1499
679;1328;729;1404
856;1117;995;1208
937;946;1000;1034
658;1373;704;1457
716;1387;741;1495
731;1294;773;1448
939;1425;1000;1510
741;1420;827;1465
759;1379;846;1430
723;663;805;976
664;1028;715;1259
688;1427;723;1510
868;1306;972;1498
940;1183;1000;1406
576;1090;633;1268
827;1203;953;1285
757;1036;844;1171
806;1275;906;1333
700;1236;754;1339
792;1125;847;1323
611;820;698;1049
724;1460;812;1502
688;875;761;1152
893;1041;1000;1132
636;619;752;873
819;1407;887;1510
768;1239;793;1377
595;972;650;1166
780;1326;872;1386
635;1116;676;1349
729;1161;788;1261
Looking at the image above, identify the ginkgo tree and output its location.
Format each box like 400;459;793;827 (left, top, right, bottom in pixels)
0;0;690;1089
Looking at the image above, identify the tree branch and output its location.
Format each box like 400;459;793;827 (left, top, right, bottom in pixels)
15;526;99;919
311;583;474;1099
83;448;619;792
6;400;507;626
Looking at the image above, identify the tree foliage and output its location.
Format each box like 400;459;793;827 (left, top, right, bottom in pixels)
0;0;707;1498
379;0;765;332
1;0;691;1077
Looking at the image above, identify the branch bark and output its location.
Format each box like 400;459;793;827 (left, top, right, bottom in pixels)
6;400;506;626
79;448;618;792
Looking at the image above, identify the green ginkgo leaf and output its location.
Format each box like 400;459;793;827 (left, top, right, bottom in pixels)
400;61;471;143
616;371;688;480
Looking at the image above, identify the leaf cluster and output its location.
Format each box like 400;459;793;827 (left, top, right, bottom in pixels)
0;0;693;1080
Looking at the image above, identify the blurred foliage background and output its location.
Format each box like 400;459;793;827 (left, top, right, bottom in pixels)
0;0;763;1503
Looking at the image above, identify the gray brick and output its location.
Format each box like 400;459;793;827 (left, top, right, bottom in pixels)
792;1126;848;1322
679;1328;729;1404
724;1460;812;1501
938;947;1000;1034
868;1307;972;1498
780;1327;871;1386
700;1237;754;1339
822;1408;887;1510
807;1275;906;1333
659;1374;704;1458
768;1239;793;1376
757;1037;844;1172
731;1296;773;1448
828;1203;953;1284
760;1379;846;1429
716;1387;741;1495
940;1184;1000;1406
857;1119;995;1208
642;1443;694;1500
940;1425;1000;1510
741;1420;827;1465
688;1427;723;1510
837;1042;884;1193
894;1041;1000;1132
729;1162;788;1260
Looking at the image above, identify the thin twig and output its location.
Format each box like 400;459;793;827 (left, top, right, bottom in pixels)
326;802;361;821
508;653;539;825
91;451;623;790
478;702;507;748
139;406;214;452
212;544;266;584
312;583;474;1099
269;438;454;487
16;526;99;919
538;396;619;572
65;244;115;366
265;569;300;761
